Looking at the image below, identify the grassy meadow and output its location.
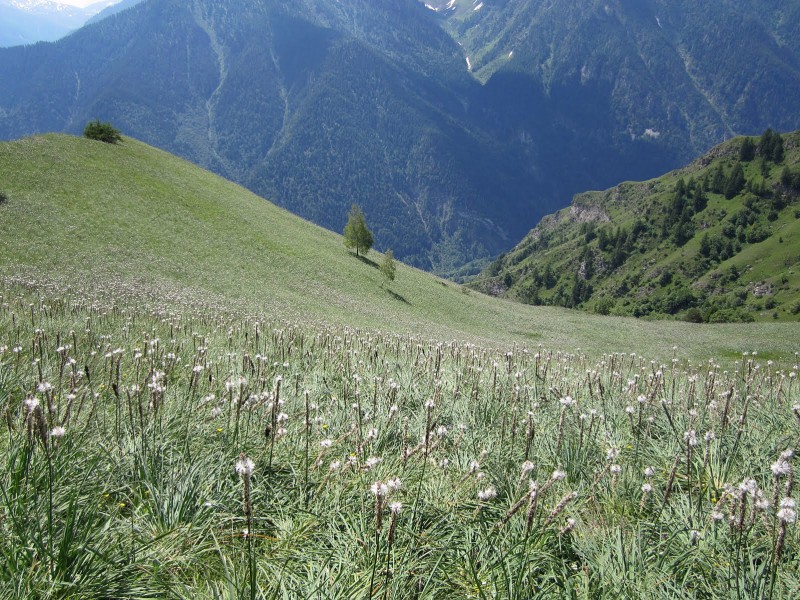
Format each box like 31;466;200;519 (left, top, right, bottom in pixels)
0;279;799;598
1;134;799;597
0;134;798;363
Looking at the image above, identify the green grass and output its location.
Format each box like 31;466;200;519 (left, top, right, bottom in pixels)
1;134;799;365
0;282;798;598
2;134;800;597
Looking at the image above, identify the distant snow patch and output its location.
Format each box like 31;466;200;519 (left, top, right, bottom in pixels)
643;128;661;140
474;1;484;11
655;16;662;29
466;56;472;71
508;50;514;59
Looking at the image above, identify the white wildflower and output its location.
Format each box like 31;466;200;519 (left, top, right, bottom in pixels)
477;487;497;502
778;506;797;524
772;460;791;477
370;481;389;498
235;456;255;477
365;457;381;469
684;430;698;447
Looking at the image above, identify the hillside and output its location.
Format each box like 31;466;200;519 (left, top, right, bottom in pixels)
3;135;800;599
0;0;538;273
2;1;800;273
474;130;800;323
0;133;799;363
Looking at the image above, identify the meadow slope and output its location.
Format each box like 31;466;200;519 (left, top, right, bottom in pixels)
1;134;800;598
0;133;798;364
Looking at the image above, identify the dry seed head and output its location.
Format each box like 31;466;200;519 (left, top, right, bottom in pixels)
235;455;255;477
371;481;389;498
386;477;402;491
478;487;497;502
772;460;791;477
778;503;797;524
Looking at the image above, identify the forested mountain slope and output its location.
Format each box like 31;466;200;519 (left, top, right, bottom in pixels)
474;130;800;323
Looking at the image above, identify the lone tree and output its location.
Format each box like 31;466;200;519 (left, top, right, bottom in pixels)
83;119;122;144
380;249;396;284
343;203;373;257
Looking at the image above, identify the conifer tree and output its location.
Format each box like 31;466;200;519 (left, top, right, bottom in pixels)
739;137;756;162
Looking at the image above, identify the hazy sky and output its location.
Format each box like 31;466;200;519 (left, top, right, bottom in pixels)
57;0;108;7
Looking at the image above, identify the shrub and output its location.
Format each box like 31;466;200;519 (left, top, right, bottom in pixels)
707;308;755;323
83;119;122;144
0;191;7;205
683;307;704;323
594;297;614;315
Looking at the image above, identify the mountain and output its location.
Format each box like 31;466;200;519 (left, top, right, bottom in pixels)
0;0;119;46
1;0;800;272
84;0;143;26
2;133;798;360
429;0;800;187
472;130;800;323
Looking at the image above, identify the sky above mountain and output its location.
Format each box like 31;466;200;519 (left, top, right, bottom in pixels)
53;1;101;6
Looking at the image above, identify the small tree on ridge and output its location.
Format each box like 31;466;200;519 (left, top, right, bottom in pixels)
83;119;122;144
380;249;396;285
343;203;373;257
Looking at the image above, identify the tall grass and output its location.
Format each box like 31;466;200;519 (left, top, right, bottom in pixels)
0;275;798;598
